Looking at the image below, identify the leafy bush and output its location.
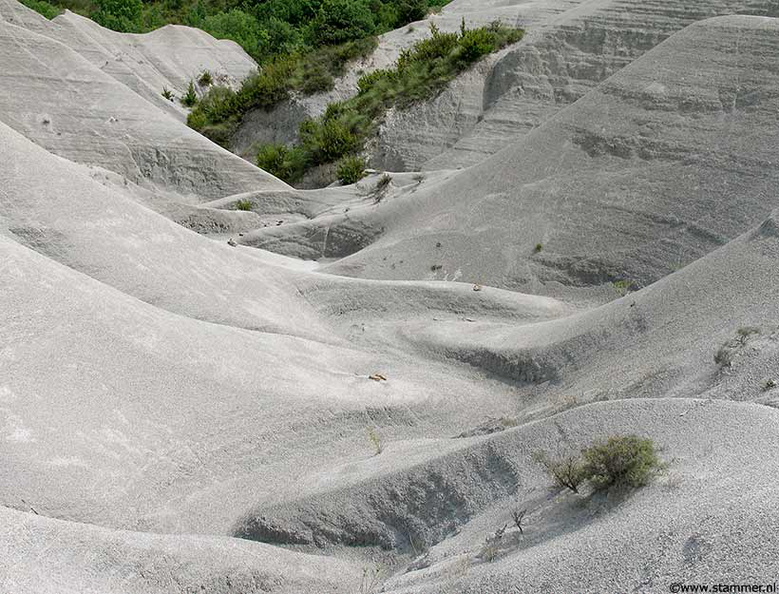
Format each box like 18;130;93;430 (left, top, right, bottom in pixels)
581;435;664;490
235;199;253;211
44;0;455;65
203;9;270;60
256;143;308;183
396;0;427;23
536;435;664;494
309;0;376;46
93;0;143;32
357;68;397;95
161;87;174;101
181;81;198;107
300;117;361;164
337;155;367;184
457;27;496;62
20;0;61;19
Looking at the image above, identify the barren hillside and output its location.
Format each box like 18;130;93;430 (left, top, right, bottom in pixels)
2;1;779;593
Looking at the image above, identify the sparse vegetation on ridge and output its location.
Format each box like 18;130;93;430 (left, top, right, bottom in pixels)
337;155;367;184
246;21;523;183
181;81;198;107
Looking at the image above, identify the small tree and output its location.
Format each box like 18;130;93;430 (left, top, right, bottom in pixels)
181;81;197;107
511;508;527;534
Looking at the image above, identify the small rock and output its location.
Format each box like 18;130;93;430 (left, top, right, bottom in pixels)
227;238;237;247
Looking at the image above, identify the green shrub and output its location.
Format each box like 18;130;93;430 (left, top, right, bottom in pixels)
396;0;427;23
256;143;308;183
93;0;143;32
397;23;458;70
198;70;213;87
536;435;664;493
612;279;636;297
20;0;61;19
181;80;198;107
300;117;360;164
188;86;237;129
457;27;496;63
199;122;236;147
337;155;367;184
298;62;335;94
581;435;664;490
161;87;174;101
357;68;397;95
203;9;270;59
309;0;376;46
235;199;253;211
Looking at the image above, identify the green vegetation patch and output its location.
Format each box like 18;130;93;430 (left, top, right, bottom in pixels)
250;21;523;183
536;434;665;494
187;36;377;146
42;0;455;61
20;0;62;19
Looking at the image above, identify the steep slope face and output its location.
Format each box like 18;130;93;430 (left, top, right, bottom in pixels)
0;3;286;202
4;2;779;593
0;120;569;539
296;15;779;296
0;0;256;119
0;506;364;594
50;11;257;119
228;199;779;594
377;0;779;171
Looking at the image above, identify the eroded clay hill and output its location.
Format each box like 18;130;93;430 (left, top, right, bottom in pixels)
2;1;779;593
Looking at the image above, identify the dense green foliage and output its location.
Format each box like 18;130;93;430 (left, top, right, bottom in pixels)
336;155;367;184
40;0;453;60
251;21;523;183
187;36;376;146
256;143;308;183
581;435;664;490
19;0;62;19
